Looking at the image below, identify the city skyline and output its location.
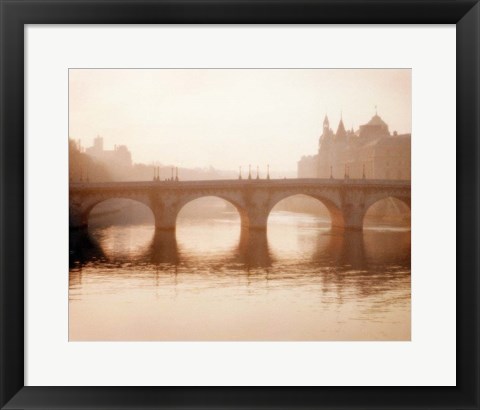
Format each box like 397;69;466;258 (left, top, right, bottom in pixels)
69;69;411;172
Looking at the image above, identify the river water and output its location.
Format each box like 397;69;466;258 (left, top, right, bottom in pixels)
69;211;411;341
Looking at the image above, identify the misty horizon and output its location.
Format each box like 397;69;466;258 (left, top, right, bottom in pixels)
69;69;411;172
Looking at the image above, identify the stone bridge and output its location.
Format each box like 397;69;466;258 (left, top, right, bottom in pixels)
69;178;411;232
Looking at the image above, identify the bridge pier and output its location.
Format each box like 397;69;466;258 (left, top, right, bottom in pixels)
337;204;366;231
153;213;177;231
243;208;269;231
152;202;178;231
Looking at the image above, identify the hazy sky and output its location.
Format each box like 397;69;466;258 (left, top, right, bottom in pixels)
69;69;411;172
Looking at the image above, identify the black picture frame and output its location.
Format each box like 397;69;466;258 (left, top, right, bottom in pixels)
1;1;478;409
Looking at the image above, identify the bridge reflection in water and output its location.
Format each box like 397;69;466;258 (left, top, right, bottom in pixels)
69;212;410;341
69;222;410;277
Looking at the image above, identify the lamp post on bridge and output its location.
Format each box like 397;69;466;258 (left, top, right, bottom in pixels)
248;164;252;180
256;165;259;180
267;164;270;180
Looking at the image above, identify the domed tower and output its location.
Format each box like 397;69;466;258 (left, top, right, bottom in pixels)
359;109;390;138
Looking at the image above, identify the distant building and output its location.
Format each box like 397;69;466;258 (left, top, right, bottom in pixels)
85;136;132;169
298;112;411;180
297;154;318;178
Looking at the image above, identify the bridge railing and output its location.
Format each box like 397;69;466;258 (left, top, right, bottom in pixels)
70;178;411;191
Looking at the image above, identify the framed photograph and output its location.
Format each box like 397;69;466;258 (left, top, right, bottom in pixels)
1;0;478;409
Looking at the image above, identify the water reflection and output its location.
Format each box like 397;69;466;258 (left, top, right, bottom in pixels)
69;222;410;282
235;229;273;268
69;213;411;341
69;228;106;269
311;229;366;269
364;228;411;266
145;230;179;265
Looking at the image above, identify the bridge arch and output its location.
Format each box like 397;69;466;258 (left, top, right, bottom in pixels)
266;192;344;229
174;195;245;254
174;194;249;229
364;192;411;211
85;197;155;228
363;194;411;228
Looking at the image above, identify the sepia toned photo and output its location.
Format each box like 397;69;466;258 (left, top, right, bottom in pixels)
69;69;411;341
